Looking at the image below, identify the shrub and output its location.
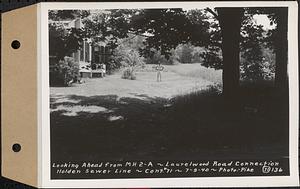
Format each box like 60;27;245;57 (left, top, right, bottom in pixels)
50;57;79;86
118;50;144;80
121;68;136;80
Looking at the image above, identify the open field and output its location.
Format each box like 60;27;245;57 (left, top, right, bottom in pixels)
50;63;288;162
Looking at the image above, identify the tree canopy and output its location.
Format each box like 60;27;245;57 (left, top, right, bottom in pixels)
129;9;211;58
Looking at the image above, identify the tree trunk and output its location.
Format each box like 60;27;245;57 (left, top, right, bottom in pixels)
274;8;288;93
217;8;244;99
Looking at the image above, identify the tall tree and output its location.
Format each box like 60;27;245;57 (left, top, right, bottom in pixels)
217;8;244;98
273;8;288;92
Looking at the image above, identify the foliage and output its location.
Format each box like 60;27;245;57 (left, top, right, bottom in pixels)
186;9;212;47
49;22;84;60
129;8;218;66
49;10;90;20
144;48;175;65
174;43;206;64
190;46;206;63
121;68;137;80
105;57;122;74
175;44;193;63
142;43;205;65
240;12;275;81
117;49;145;80
200;46;223;69
130;9;211;59
80;10;137;73
240;47;275;81
243;7;283;51
198;11;223;69
48;8;282;86
50;57;79;86
199;8;278;82
118;34;146;51
49;10;85;87
83;10;133;49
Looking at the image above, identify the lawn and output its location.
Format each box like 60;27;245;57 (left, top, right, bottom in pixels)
51;63;221;100
51;64;221;117
50;63;288;162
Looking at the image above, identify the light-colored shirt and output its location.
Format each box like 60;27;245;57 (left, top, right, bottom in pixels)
156;65;164;71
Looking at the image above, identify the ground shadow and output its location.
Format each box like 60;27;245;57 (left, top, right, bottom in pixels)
50;85;289;162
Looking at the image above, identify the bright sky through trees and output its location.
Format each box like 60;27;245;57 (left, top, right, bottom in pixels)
253;14;276;30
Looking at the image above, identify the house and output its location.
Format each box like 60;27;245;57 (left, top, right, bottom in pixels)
50;18;111;79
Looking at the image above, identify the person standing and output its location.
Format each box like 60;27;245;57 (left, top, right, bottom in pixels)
156;62;164;82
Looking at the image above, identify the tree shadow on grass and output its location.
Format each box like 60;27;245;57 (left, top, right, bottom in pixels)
50;85;289;162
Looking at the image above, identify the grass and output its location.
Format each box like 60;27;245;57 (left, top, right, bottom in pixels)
51;64;216;100
165;63;222;84
138;63;222;84
50;64;288;162
169;85;288;153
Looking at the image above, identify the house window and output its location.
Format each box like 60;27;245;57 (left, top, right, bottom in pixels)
80;47;84;61
85;41;89;62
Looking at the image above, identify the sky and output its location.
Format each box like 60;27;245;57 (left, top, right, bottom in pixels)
253;14;276;30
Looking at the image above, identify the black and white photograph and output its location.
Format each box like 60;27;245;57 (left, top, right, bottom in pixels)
46;2;298;186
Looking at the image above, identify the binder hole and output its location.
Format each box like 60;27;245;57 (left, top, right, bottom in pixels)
11;40;21;49
12;143;21;152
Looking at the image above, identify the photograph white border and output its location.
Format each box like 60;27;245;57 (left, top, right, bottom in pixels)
39;1;299;188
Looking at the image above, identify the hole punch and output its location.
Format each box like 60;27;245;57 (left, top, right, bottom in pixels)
11;40;21;49
12;143;21;152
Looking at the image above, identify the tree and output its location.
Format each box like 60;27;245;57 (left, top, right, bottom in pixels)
216;8;244;98
49;10;90;20
272;8;288;92
49;10;89;61
243;7;288;91
50;57;80;86
82;9;135;72
130;9;211;59
245;7;288;91
49;23;84;60
50;8;287;96
176;43;193;63
49;10;89;86
129;8;244;97
83;10;133;48
203;7;287;95
240;12;268;81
